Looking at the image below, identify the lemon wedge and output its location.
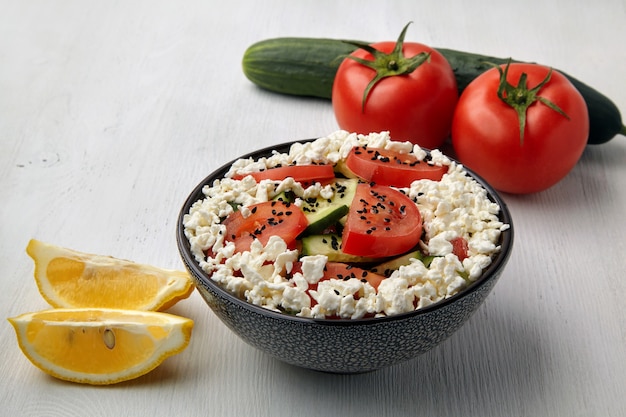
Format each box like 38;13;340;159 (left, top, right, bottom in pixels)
8;308;194;385
26;239;194;311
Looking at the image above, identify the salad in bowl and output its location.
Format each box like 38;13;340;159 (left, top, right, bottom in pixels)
182;131;509;320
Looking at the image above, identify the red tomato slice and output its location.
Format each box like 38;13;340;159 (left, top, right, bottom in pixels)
233;164;335;183
345;146;447;187
223;200;308;253
291;261;385;292
450;237;469;261
341;183;422;257
290;261;386;311
321;262;386;290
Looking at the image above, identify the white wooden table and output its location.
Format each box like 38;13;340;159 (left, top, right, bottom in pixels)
2;1;625;416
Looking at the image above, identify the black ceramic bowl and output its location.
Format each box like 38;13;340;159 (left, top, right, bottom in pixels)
177;139;514;373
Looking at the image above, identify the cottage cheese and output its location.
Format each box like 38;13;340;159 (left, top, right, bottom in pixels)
183;131;509;319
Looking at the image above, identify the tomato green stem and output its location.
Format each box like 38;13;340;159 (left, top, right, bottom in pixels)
494;60;569;145
342;22;430;112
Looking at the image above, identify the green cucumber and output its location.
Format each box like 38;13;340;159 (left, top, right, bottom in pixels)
301;234;376;263
242;37;625;145
242;38;358;99
299;178;358;235
272;190;296;203
370;250;434;277
302;204;348;235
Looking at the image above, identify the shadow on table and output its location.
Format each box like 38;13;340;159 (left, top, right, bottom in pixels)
271;296;560;417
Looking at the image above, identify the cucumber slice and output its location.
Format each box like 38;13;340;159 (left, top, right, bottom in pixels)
300;178;357;235
370;250;432;277
301;234;376;263
272;190;296;203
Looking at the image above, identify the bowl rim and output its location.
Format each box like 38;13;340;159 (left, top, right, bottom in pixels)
176;138;514;326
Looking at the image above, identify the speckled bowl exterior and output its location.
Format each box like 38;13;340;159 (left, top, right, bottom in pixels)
177;140;514;374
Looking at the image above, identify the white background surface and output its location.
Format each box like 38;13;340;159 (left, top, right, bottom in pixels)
1;1;625;416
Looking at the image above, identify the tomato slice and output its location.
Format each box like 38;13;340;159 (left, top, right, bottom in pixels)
223;201;308;253
341;183;422;257
345;146;447;187
233;164;335;183
290;261;386;313
450;237;469;261
291;261;385;292
321;262;386;290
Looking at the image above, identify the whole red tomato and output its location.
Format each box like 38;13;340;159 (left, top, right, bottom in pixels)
451;63;588;194
332;25;458;149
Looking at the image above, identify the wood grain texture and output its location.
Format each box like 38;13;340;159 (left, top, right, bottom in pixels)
1;1;625;416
